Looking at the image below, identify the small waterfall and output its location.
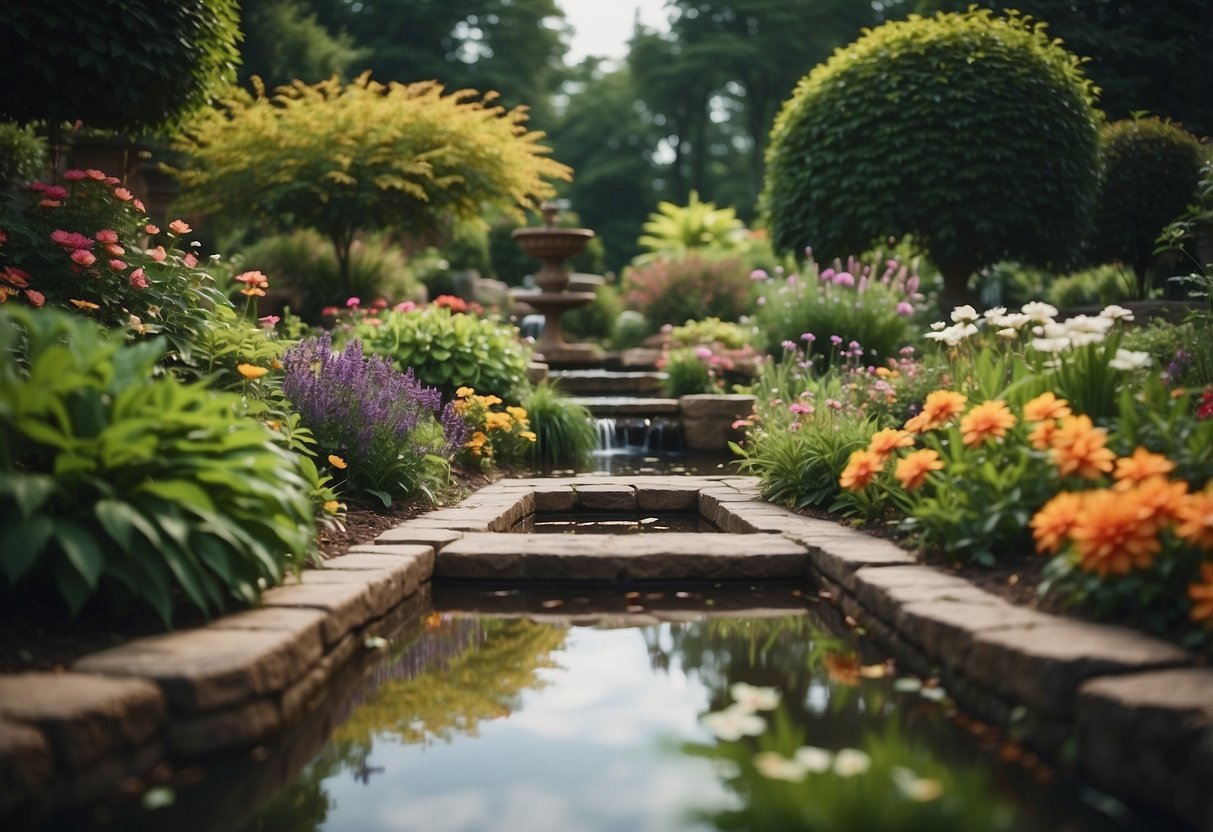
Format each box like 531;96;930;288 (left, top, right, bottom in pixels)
594;417;617;453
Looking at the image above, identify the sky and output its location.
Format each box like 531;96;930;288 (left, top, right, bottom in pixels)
558;0;670;64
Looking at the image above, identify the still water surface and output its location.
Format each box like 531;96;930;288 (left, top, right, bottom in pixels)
232;590;1159;832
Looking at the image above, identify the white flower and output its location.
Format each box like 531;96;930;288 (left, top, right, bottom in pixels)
1109;348;1151;371
1021;301;1058;324
833;748;872;777
1037;321;1071;339
892;767;944;802
730;682;781;712
919;686;948;702
991;312;1030;330
702;705;767;741
936;323;978;346
996;327;1018;339
1030;336;1071;354
950;304;979;324
753;752;806;781
1100;304;1134;322
794;745;834;773
1065;314;1114;335
1068;331;1106;348
929;321;947;331
982;306;1008;321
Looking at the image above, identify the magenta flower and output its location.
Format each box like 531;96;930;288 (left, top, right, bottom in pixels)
750;268;769;281
830;335;843;346
833;271;855;286
695;346;714;359
896;301;914;316
129;268;148;289
25;289;45;307
801;332;816;342
259;315;281;328
63;169;87;182
51;229;93;250
346;296;361;308
113;187;133;202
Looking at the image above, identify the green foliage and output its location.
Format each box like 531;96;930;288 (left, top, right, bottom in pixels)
521;381;597;467
0;122;47;191
662;348;719;397
1044;264;1135;308
1094;118;1206;293
669;318;758;350
0;307;313;625
351;306;531;398
561;283;624;343
1122;316;1213;389
0;0;240;135
622;254;755;331
764;9;1100;304
233;230;424;322
173;74;571;289
636;191;746;263
239;0;367;88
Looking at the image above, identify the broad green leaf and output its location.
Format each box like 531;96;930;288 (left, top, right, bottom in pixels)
0;515;55;583
55;522;106;590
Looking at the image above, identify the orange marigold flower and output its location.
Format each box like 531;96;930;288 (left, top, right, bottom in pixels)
1176;487;1213;551
960;399;1016;446
917;390;967;430
1030;491;1086;555
1125;476;1188;532
1028;420;1057;450
236;363;268;380
1070;489;1162;577
69;298;100;310
840;449;884;491
903;412;931;434
1050;415;1115;480
1113;447;1176;490
867;428;914;460
327;454;347;469
456;386;474;398
894;448;944;491
1022;391;1071;423
1188;562;1213;625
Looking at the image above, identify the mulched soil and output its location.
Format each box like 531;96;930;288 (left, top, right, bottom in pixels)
0;467;495;675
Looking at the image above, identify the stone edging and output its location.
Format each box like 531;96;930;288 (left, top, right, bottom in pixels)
3;473;1210;829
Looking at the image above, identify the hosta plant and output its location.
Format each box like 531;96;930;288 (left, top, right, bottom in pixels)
0;306;315;625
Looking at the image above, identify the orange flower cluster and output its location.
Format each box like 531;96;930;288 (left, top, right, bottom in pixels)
234;270;270;298
904;390;967;433
959;399;1016;447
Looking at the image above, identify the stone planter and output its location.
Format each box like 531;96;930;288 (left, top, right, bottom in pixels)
679;394;755;451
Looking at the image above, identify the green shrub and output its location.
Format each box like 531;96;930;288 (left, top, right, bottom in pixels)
521;381;597;467
668;317;758;350
611;310;650;350
623;254;754;331
0;122;46;192
1044;264;1135;308
661;348;719;397
234;229;424;321
1094;117;1206;294
0;306;314;625
561;283;624;343
764;9;1100;307
635;191;746;263
351;305;531;398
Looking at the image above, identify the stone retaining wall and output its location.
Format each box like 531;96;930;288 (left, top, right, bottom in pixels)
3;475;1211;829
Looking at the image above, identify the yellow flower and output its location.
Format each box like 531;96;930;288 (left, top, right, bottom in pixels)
237;363;268;380
476;394;503;407
520;430;537;442
866;428;914;461
485;411;512;431
1112;447;1175;490
1070;489;1162;577
264;419;283;431
1049;415;1115;480
327;454;347;469
271;358;284;371
893;448;944;491
1030;491;1086;555
839;449;883;491
323;500;341;514
1188;562;1213;625
506;405;529;423
959;399;1016;447
456;386;474;398
69;298;100;310
1176;486;1213;551
1022;392;1072;423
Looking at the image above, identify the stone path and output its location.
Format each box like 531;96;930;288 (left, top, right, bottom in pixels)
1;473;1210;829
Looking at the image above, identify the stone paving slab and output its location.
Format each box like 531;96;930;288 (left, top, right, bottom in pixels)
74;625;323;714
892;597;1052;674
571;396;681;416
0;719;51;818
0;674;163;773
374;526;463;549
260;579;378;646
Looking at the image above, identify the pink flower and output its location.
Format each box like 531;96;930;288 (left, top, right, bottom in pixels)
38;199;61;209
44;185;68;200
105;243;124;257
26;181;49;193
25;289;45;308
95;229;119;244
258;315;280;328
104;176;120;186
168;219;191;234
750;268;769;281
132;199;146;213
113;187;133;202
63;169;87;182
789;402;814;415
145;224;160;235
51;229;93;250
0;230;6;246
85;169;106;181
180;252;196;268
147;245;166;263
833;271;855;286
129;268;148;289
393;301;417;313
2;266;30;287
346;296;361;308
108;259;127;271
70;249;96;267
694;346;713;360
896;301;914;316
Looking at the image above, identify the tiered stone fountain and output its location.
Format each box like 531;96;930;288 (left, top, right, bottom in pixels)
512;203;603;366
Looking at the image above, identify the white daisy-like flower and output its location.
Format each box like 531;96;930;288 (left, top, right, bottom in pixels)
753;752;806;782
991;312;1031;330
982;306;1008;321
929;321;947;331
1030;336;1071;354
729;682;781;712
950;304;979;324
794;745;834;773
997;327;1018;339
1109;348;1151;371
1065;314;1114;334
892;767;944;802
833;748;872;777
702;705;767;741
1100;304;1135;322
1021;301;1059;324
1037;320;1071;339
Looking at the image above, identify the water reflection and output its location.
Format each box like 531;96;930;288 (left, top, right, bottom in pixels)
229;602;1151;832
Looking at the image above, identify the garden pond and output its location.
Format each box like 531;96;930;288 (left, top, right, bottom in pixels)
83;586;1171;832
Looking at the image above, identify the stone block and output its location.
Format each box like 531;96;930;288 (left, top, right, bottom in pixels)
374;526;463;550
893;597;1049;673
802;535;917;589
635;486;700;512
680;394;755;451
851;566;988;626
0;673;164;772
533;487;577;512
289;569;401;620
259;580;378;646
167;698;281;757
0;719;51;818
572;485;637;511
965;620;1189;715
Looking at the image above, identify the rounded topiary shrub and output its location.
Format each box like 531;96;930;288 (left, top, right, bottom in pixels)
1093;117;1206;293
764;9;1101;307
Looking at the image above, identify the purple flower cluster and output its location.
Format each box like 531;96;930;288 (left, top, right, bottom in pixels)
283;333;461;472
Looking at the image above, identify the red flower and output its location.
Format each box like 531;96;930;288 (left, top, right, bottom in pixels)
25;289;45;307
63;169;87;182
1199;388;1213;421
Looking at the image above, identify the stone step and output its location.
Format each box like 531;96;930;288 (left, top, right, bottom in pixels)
549;369;667;396
571;396;681;416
